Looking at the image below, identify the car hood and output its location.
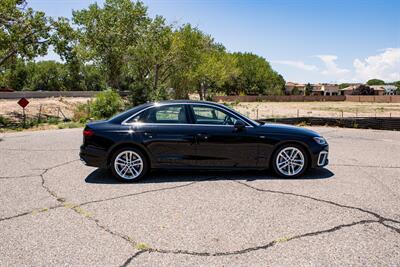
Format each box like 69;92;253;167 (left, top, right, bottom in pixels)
259;123;321;137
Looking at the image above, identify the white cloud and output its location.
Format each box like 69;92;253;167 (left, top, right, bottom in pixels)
271;60;318;71
353;48;400;82
315;55;350;76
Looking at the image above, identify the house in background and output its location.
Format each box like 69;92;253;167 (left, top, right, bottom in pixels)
340;84;385;95
370;85;397;95
285;82;339;96
285;82;305;95
312;83;340;96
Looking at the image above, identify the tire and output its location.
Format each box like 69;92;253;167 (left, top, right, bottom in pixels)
272;144;308;178
110;148;149;182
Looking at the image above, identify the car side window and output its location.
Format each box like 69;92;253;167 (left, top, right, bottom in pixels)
192;105;239;125
127;105;188;124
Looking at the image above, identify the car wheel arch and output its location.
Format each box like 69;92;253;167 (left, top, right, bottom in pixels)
107;142;152;168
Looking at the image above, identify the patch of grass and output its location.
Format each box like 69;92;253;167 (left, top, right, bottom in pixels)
135;243;150;250
72;206;92;218
57;121;84;129
296;121;310;127
275;236;291;243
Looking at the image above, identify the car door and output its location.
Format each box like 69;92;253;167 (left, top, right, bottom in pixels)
126;104;197;167
189;104;259;168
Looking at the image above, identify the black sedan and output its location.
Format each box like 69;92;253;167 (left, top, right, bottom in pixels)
80;100;329;181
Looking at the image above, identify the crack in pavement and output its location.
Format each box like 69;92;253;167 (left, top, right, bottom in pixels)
0;205;61;222
233;180;400;230
76;177;216;208
120;250;148;267
0;174;217;222
0;159;79;222
118;179;400;264
119;219;380;265
0;159;80;180
0;174;42;180
2;155;400;265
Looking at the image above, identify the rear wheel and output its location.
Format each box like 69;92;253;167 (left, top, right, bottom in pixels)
110;148;148;182
272;145;308;178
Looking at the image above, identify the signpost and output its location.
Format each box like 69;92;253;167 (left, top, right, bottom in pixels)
17;97;29;127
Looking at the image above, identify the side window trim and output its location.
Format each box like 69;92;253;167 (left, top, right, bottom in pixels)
123;104;189;125
121;103;253;127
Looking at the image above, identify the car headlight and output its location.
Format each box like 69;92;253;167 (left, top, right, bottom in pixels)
313;136;326;145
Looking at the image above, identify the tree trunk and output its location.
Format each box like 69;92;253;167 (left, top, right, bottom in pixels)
197;82;204;100
154;64;159;90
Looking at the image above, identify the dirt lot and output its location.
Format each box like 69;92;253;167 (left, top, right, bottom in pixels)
0;97;90;122
1;97;400;123
233;101;400;119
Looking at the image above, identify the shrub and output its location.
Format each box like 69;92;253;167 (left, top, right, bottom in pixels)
0;116;11;127
73;103;91;123
73;89;124;122
90;89;124;119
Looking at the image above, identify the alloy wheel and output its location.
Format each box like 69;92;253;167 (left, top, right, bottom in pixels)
275;147;305;176
114;150;144;180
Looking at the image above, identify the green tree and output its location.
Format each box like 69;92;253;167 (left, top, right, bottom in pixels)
24;61;68;91
167;24;215;99
304;83;313;96
188;48;239;100
71;0;149;90
223;52;285;96
353;84;374;95
339;83;350;89
0;0;53;67
366;79;385;86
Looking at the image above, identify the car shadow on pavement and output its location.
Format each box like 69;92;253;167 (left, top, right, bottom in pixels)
85;168;334;184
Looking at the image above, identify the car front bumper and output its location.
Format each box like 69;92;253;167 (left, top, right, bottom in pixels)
310;144;329;168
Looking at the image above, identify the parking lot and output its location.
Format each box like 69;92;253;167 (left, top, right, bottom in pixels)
0;126;399;266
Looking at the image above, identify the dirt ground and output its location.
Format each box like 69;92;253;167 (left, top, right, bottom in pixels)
0;97;91;122
232;101;400;119
1;97;400;123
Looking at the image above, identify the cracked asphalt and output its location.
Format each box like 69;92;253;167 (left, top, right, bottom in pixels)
0;126;399;266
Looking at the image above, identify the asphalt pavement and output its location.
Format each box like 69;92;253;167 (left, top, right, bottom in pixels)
0;126;399;266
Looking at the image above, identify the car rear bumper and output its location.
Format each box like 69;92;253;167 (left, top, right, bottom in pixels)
80;145;108;168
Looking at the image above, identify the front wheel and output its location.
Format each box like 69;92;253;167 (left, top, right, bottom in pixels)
110;148;148;182
272;145;308;178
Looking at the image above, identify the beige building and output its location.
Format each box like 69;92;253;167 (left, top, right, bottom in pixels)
285;82;339;96
285;82;305;95
312;83;340;96
340;84;386;95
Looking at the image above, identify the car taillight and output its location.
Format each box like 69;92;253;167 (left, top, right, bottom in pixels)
83;129;94;137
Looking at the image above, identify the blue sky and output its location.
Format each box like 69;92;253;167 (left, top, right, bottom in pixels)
29;0;400;83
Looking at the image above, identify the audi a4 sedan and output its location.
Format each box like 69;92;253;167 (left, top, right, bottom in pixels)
80;100;329;181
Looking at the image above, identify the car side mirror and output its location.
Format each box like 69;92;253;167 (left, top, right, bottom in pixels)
234;120;246;131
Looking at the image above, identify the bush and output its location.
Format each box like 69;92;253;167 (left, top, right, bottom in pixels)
73;89;124;122
0;116;11;127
